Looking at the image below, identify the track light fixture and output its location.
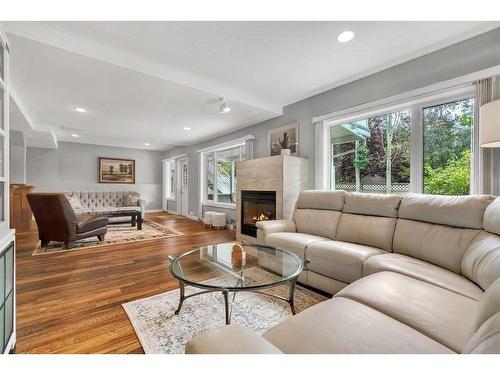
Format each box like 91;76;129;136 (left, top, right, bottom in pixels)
219;97;231;114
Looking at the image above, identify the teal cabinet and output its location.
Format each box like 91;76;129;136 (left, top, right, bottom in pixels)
1;242;14;353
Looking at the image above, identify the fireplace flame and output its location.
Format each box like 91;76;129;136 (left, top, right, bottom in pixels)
252;213;270;222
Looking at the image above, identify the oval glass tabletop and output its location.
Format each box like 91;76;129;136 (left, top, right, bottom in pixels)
169;242;303;291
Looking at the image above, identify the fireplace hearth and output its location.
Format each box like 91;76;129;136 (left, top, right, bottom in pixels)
241;190;276;237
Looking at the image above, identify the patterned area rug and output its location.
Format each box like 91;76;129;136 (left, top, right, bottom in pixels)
33;220;183;255
123;268;327;354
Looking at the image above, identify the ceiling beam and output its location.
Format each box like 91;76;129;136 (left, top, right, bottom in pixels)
3;22;283;115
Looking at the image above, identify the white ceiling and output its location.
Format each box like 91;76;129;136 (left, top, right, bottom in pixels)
3;21;499;151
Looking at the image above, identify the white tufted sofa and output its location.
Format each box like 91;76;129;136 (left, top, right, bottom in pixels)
64;191;146;221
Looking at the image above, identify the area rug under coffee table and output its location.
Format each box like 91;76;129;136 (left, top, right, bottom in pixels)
122;268;327;354
33;220;183;255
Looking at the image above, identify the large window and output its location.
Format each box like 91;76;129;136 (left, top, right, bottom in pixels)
202;144;246;206
326;89;476;196
423;98;473;195
331;109;411;194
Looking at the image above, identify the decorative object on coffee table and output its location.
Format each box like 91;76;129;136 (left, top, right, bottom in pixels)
99;157;135;184
167;242;307;325
268;122;299;156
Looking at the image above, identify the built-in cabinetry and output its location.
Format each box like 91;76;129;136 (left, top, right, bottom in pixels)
0;25;15;354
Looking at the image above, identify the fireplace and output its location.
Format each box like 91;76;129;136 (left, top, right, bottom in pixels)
241;190;276;237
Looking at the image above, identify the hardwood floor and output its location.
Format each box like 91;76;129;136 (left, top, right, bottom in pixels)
14;213;235;354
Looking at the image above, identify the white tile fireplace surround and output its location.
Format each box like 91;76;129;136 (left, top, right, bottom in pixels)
236;155;308;244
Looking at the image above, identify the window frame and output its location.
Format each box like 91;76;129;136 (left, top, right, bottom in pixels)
165;160;176;200
199;137;253;210
323;87;478;195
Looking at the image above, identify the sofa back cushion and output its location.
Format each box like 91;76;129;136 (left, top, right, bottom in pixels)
336;213;396;251
343;192;401;218
293;190;345;239
461;231;500;290
294;209;342;239
484;197;500;236
295;190;346;211
398;193;494;229
393;219;479;274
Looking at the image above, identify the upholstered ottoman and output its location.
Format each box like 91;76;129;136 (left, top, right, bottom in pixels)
203;211;217;227
211;213;226;229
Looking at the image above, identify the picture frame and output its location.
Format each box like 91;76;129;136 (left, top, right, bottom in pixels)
98;157;136;184
268;122;299;157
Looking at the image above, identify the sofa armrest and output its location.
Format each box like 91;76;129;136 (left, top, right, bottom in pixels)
138;198;147;215
185;325;282;354
256;219;296;241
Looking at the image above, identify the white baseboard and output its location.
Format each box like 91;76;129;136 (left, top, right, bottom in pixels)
187;214;201;221
146;209;163;213
165;210;178;215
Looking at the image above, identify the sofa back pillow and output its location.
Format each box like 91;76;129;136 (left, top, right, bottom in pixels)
336;213;396;251
65;194;83;210
343;192;401;218
393;219;479;274
398;193;494;229
124;193;139;206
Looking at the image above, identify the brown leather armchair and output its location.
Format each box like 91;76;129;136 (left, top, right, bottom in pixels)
27;193;108;249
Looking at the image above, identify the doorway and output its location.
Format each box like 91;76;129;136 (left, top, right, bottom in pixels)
177;158;189;217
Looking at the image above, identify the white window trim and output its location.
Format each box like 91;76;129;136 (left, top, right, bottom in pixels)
162;153;187;203
317;85;477;194
199;136;254;209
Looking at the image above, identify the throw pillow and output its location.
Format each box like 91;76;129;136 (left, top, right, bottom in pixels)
124;194;139;207
66;195;83;210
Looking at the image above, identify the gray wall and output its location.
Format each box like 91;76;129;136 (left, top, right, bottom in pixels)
10;130;26;184
165;28;500;221
26;141;164;210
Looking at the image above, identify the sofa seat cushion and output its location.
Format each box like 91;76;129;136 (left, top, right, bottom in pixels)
364;253;483;300
76;214;108;234
265;232;329;259
336;272;477;352
263;297;452;353
118;206;141;212
93;206;119;213
186;324;282;354
307;240;386;283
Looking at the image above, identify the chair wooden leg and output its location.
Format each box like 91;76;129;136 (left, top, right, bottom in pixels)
64;242;74;250
97;234;105;242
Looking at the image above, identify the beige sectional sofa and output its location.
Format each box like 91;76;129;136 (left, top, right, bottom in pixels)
186;191;500;354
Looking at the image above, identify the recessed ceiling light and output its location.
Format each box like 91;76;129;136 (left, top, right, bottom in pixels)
337;30;355;43
183;127;191;131
73;107;87;113
71;134;80;138
144;142;151;146
219;98;231;114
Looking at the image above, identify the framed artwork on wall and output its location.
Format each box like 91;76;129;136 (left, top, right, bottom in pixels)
268;122;299;157
98;157;136;184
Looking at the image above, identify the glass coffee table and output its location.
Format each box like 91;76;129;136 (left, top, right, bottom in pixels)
168;242;307;325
